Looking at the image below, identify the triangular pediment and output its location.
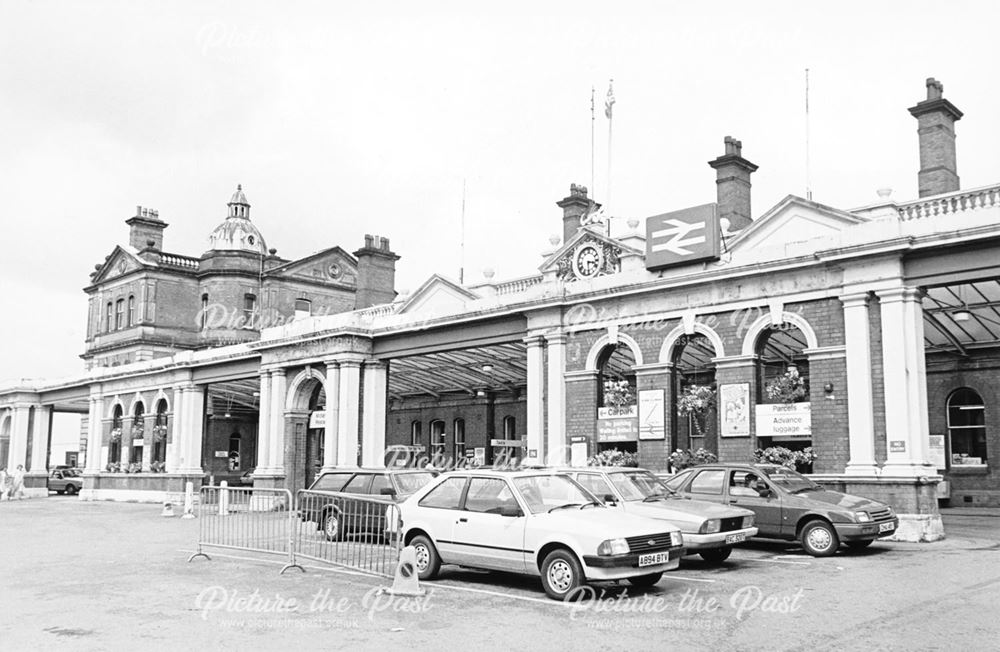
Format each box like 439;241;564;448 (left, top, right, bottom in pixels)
540;226;643;282
267;247;358;286
726;195;866;256
397;274;481;315
90;246;145;285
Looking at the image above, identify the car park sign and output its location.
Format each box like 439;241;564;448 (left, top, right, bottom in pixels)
645;203;720;270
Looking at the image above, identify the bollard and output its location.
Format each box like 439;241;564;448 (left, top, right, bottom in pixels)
219;480;230;516
182;481;196;519
161;501;175;517
382;546;425;597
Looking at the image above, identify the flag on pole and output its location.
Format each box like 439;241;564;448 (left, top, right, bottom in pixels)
604;79;615;119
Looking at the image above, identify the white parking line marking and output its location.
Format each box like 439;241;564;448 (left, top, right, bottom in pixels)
662;575;717;583
754;558;811;566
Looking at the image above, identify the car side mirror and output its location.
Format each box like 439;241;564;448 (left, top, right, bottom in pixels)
380;487;397;497
499;504;523;517
752;481;771;496
603;493;617;505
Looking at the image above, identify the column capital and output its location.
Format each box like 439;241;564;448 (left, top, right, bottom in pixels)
324;359;341;371
839;292;872;309
875;286;923;304
523;335;546;348
545;332;568;346
633;362;674;375
564;369;599;381
271;368;287;378
711;354;758;369
364;359;388;370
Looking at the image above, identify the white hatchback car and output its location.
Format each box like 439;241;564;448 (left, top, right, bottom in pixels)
399;469;685;600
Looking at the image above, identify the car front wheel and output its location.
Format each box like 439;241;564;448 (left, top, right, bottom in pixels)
540;549;585;600
322;510;344;542
699;547;732;563
65;484;78;496
410;535;441;581
800;520;839;557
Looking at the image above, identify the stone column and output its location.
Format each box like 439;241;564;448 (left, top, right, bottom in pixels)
337;359;362;468
877;287;933;475
141;413;155;471
564;370;599;465
166;387;183;472
633;363;672;471
323;362;341;470
8;405;30;473
255;371;272;473
176;385;206;474
361;360;388;468
30;405;51;472
841;292;878;475
268;370;287;475
545;334;567;465
525;336;545;459
712;356;758;463
85;395;104;472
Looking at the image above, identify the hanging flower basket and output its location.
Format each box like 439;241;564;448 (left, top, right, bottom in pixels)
677;385;717;437
151;424;168;443
109;427;123;443
131;423;145;440
764;367;808;403
602;379;636;409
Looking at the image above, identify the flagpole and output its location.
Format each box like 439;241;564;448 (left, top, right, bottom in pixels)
459;178;466;285
805;68;812;201
590;86;595;200
606;78;614;236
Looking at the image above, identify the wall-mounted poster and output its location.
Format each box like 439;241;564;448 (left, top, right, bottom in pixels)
638;389;666;440
720;383;750;437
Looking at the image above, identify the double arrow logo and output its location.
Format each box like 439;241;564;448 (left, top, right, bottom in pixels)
650;218;706;256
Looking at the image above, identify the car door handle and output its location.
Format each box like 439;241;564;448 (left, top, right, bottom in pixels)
458;517;468;523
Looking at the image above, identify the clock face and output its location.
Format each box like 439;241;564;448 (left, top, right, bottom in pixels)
574;245;603;278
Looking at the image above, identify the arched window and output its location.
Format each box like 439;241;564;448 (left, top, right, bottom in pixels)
130;402;145;465
127;295;136;327
153;399;168;465
295;298;312;319
132;402;144;431
410;421;422;447
453;419;466;462
430;420;446;458
947;388;988;466
201;294;209;329
106;302;114;332
115;299;124;330
229;433;242;471
754;324;811;457
673;333;718;450
503;416;516;440
243;294;257;328
109;405;123;467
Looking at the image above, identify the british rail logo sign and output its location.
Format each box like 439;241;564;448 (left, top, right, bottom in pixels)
645;203;721;270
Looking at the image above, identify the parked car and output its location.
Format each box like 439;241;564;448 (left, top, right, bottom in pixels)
559;466;757;563
48;468;83;495
399;469;686;600
665;463;899;556
301;468;437;541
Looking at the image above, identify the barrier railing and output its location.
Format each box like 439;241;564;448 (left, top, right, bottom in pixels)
294;489;403;578
188;485;304;575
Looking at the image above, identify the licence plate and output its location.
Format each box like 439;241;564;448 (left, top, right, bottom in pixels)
638;552;670;567
725;533;746;544
878;522;895;533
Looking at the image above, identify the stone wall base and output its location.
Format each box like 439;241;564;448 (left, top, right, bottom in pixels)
886;513;946;542
80;472;206;504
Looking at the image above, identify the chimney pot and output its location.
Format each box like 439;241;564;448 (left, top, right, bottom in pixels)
908;77;963;197
557;183;597;244
708;137;758;232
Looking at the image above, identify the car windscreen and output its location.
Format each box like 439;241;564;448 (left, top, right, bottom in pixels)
393;472;435;497
609;471;673;501
513;475;596;514
759;466;821;492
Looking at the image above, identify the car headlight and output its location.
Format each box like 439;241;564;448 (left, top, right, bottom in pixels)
597;538;629;556
700;519;721;534
887;507;895;517
855;511;871;523
742;515;755;528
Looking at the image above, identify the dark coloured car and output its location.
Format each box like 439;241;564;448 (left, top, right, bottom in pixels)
301;468;437;541
48;468;83;495
665;463;899;556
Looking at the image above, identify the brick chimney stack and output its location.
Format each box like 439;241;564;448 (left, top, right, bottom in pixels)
125;205;167;250
354;234;400;309
708;136;758;231
908;77;963;198
556;184;595;244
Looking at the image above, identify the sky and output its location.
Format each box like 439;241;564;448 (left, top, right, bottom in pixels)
2;0;999;382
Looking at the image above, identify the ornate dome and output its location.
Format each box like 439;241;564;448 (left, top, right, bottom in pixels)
207;184;268;254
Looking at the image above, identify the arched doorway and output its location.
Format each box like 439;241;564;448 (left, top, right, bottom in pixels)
672;333;718;454
304;382;327;487
755;324;812;464
0;412;10;470
595;342;638;456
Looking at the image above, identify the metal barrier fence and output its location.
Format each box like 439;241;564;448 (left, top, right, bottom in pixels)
294;489;403;578
189;485;403;578
188;485;304;575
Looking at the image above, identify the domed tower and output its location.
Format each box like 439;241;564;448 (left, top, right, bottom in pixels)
206;184;268;254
